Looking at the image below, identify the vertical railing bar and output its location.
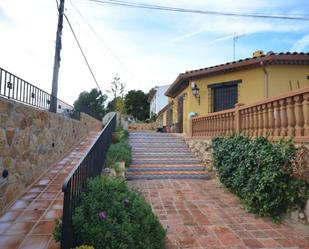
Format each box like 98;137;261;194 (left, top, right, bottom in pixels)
0;68;2;94
4;71;7;96
15;76;18;100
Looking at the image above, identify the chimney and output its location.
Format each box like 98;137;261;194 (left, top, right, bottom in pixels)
253;50;264;58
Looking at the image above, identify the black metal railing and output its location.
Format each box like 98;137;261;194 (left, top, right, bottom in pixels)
0;67;79;120
61;113;116;249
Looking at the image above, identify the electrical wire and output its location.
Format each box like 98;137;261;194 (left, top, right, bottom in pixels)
64;13;103;92
85;0;309;21
69;0;136;78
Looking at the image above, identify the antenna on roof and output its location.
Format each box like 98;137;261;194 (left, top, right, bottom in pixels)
233;33;246;61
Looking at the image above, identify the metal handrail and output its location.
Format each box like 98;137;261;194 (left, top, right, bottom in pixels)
61;113;116;249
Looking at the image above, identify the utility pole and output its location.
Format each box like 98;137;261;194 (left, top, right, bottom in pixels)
50;0;65;113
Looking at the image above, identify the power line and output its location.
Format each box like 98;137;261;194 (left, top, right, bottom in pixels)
85;0;309;21
69;0;136;78
63;13;103;92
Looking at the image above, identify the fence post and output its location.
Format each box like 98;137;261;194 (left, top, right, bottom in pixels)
234;103;244;135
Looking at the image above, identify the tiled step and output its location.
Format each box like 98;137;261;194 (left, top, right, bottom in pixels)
129;138;184;142
126;173;210;180
132;159;202;164
129;163;205;168
127;166;205;171
133;154;195;159
131;144;188;149
129;134;176;138
128;131;209;181
133;148;190;152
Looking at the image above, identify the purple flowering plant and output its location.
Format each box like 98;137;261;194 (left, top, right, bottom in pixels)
122;197;129;205
98;211;106;221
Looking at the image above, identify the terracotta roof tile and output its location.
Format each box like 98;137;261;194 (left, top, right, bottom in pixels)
165;52;309;98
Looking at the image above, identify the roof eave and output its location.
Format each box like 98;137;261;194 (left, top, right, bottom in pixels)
165;53;309;98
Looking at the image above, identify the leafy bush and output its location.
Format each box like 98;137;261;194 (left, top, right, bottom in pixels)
53;218;62;242
76;246;94;249
212;135;309;220
72;176;166;249
106;141;132;167
112;130;129;144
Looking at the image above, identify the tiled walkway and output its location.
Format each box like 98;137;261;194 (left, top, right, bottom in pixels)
0;131;100;249
131;179;309;249
129;132;309;249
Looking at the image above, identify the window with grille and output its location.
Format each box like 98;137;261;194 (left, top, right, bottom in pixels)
208;80;241;113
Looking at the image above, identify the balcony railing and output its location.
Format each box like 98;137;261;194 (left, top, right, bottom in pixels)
61;113;116;249
0;67;79;120
191;87;309;142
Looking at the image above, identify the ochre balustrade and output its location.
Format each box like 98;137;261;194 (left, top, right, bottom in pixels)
191;87;309;142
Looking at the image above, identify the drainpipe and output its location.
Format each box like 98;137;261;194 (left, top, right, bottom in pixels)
260;61;269;98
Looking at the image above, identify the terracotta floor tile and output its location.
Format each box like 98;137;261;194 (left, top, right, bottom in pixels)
27;200;52;210
0;223;12;234
5;222;35;235
18;235;51;249
31;221;55;235
0;211;22;223
36;179;51;186
28;186;46;193
242;238;264;248
20;193;39;201
17;210;45;222
259;238;280;247
43;210;63;220
0;235;24;249
45;185;60;192
36;192;58;200
50;200;63;210
10;200;31;210
47;239;60;249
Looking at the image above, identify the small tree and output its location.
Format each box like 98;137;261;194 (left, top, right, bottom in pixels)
106;74;126;114
124;90;149;121
107;74;125;99
74;88;107;118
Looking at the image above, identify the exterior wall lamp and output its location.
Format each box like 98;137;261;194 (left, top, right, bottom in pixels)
191;82;200;105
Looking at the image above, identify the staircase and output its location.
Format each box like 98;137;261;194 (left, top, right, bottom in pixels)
126;132;209;180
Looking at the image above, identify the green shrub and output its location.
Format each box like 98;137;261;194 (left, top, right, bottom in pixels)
53;218;62;242
76;246;94;249
72;176;166;249
212;135;309;221
112;130;129;144
106;141;132;167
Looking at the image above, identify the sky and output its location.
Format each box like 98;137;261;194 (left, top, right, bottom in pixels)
0;0;308;105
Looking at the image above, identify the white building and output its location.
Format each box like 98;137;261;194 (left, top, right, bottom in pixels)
148;84;170;118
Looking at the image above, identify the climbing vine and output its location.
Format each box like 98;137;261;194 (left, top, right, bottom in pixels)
212;135;309;221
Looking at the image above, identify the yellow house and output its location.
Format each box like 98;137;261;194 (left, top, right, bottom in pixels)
164;51;309;135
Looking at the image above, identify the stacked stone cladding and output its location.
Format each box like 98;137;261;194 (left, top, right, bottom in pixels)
0;97;102;212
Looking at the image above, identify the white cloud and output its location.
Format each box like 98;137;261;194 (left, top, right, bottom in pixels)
291;34;309;52
0;0;308;105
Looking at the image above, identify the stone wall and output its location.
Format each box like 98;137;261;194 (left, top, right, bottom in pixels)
80;112;102;132
0;97;102;212
185;138;213;170
128;123;156;131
